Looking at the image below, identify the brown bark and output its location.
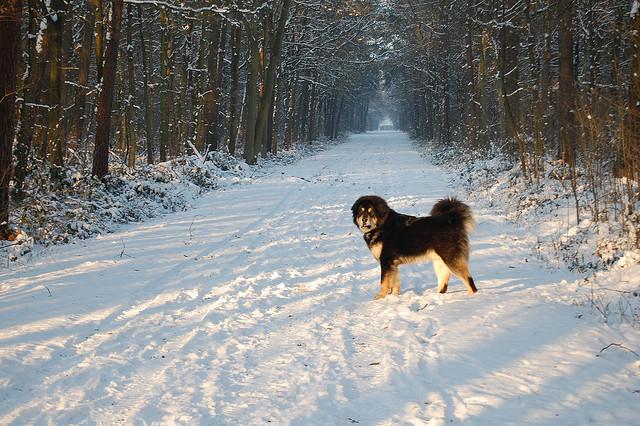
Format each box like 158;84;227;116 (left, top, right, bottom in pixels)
500;0;521;141
93;0;103;80
202;15;221;152
0;0;22;231
625;4;640;179
68;1;96;155
92;0;123;178
228;21;241;155
558;0;576;166
13;0;39;196
465;17;478;146
244;20;260;164
47;0;68;183
158;6;172;161
255;0;291;156
125;4;136;168
283;71;297;148
137;4;154;164
306;78;317;142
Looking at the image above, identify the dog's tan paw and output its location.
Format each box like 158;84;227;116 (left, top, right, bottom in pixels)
374;293;387;300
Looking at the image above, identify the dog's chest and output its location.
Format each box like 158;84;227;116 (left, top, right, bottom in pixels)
368;241;383;260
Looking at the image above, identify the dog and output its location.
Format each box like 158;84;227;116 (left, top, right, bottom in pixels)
351;195;477;299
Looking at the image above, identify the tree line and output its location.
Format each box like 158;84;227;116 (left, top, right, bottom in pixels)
385;0;640;231
0;0;381;237
4;0;639;244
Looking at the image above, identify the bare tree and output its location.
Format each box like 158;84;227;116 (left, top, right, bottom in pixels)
92;0;123;178
0;0;22;236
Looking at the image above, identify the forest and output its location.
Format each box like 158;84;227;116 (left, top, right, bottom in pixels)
1;2;640;422
0;0;639;253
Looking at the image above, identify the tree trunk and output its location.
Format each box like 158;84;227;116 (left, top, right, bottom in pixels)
333;94;344;140
255;0;291;156
228;21;241;155
307;81;317;142
125;4;137;168
269;88;278;154
558;0;576;166
442;29;451;146
202;15;221;152
0;0;22;233
137;4;154;164
92;0;123;179
158;6;172;161
68;0;96;157
465;16;478;146
298;79;309;142
500;0;521;142
93;0;103;80
284;71;297;148
47;0;68;183
625;2;640;180
244;20;260;164
527;7;544;180
478;30;490;144
13;0;39;196
212;20;228;153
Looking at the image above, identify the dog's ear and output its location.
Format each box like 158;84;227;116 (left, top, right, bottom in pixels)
372;197;390;223
351;198;363;222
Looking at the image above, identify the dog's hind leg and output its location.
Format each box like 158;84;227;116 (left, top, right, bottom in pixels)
433;257;451;294
447;260;477;294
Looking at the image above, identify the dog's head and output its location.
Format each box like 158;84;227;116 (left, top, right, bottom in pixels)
351;195;390;234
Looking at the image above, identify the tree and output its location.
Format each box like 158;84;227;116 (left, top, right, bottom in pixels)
255;0;291;156
625;1;640;179
45;0;69;183
92;0;123;178
228;20;242;155
137;4;155;164
0;0;22;236
68;0;97;155
557;0;576;166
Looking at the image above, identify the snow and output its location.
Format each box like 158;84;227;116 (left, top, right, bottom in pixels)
631;1;639;19
2;145;327;263
1;132;639;424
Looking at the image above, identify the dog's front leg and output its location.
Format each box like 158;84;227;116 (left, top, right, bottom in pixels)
390;267;400;295
375;262;396;300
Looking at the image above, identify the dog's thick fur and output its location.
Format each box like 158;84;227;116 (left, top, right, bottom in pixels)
351;195;477;299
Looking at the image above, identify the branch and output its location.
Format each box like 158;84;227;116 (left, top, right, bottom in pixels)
599;343;639;358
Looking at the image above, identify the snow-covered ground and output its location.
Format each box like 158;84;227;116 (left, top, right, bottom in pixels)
1;132;638;425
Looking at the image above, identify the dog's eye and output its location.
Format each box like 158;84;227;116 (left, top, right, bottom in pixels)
367;208;373;213
359;207;365;212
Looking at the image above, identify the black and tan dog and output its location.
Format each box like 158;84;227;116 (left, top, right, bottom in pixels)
351;195;477;299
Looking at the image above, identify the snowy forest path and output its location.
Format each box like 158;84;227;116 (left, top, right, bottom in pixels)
1;131;638;425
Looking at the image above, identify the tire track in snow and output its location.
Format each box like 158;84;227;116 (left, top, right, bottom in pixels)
72;179;315;423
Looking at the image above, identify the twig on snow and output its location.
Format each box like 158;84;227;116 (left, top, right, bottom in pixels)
598;343;639;358
417;302;430;311
188;215;202;242
119;239;133;258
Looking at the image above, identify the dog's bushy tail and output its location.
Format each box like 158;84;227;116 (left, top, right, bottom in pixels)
430;198;475;233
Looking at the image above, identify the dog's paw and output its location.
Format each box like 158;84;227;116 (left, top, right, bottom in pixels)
374;292;387;300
